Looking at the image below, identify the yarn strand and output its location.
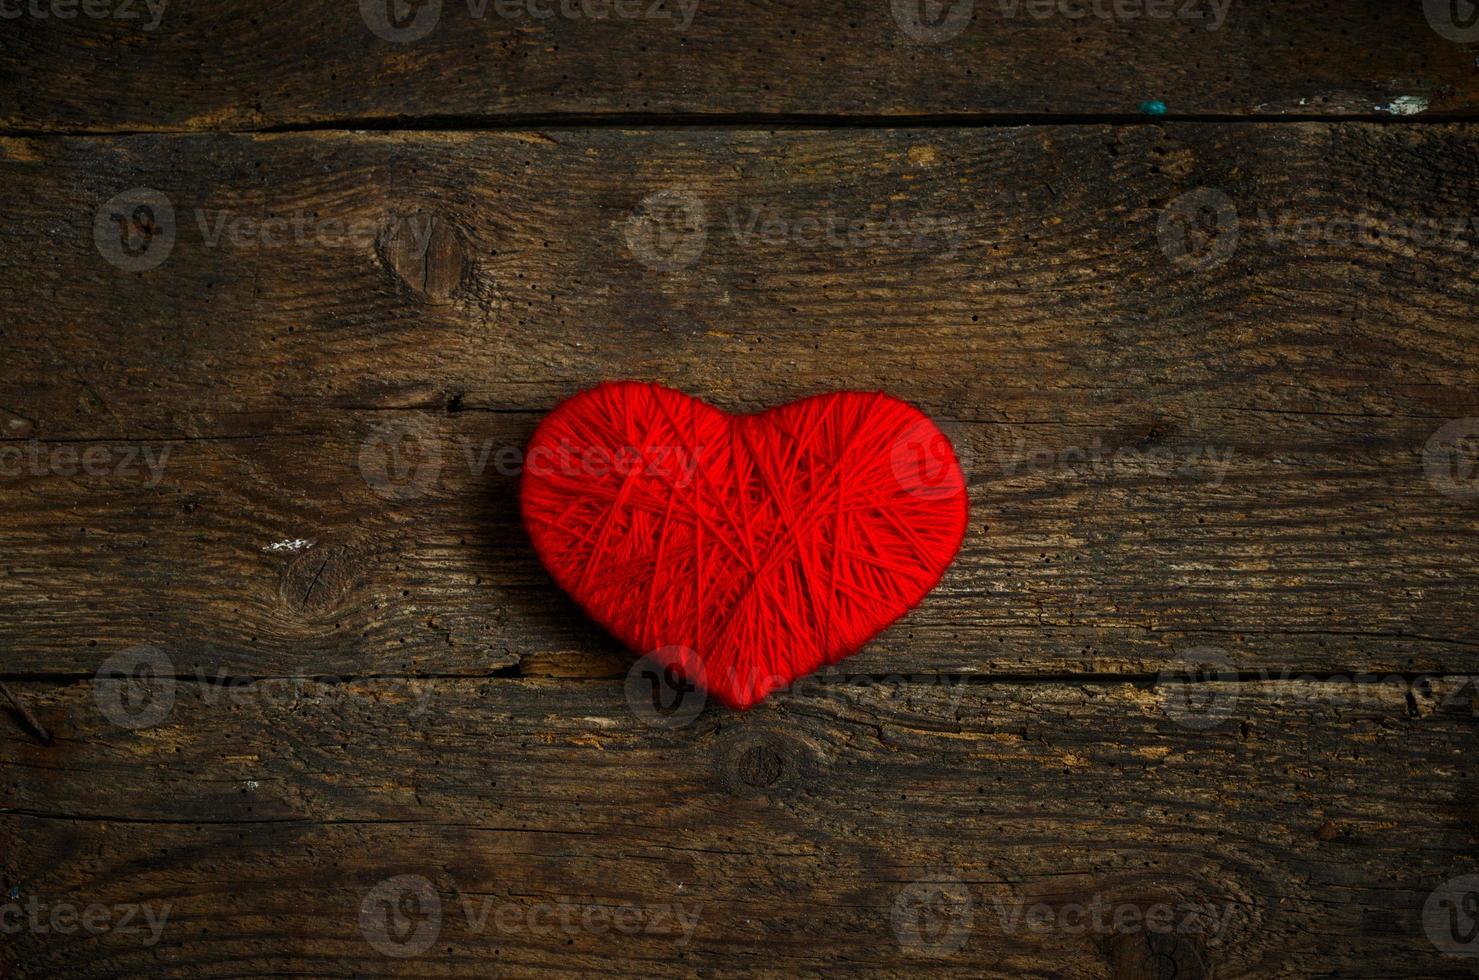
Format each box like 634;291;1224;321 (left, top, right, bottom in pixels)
521;381;969;709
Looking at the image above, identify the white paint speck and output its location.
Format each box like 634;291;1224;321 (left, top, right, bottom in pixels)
1378;96;1428;116
265;538;314;554
245;781;259;791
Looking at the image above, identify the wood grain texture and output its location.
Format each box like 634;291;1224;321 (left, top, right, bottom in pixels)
1;124;1476;677
2;675;1477;977
0;0;1475;131
4;124;1477;435
4;107;1479;978
3;410;1477;681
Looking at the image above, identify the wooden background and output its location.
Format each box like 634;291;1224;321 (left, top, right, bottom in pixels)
3;2;1479;976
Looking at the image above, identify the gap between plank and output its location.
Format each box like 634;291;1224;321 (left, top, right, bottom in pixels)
0;669;1471;686
2;110;1477;138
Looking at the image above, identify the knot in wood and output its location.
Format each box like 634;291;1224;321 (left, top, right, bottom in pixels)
716;729;811;798
1106;930;1208;980
378;212;466;303
279;543;356;616
737;743;784;788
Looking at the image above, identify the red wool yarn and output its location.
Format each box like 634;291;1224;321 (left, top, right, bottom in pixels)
520;381;969;709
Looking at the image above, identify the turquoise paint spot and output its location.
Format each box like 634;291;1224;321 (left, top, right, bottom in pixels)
1140;100;1168;116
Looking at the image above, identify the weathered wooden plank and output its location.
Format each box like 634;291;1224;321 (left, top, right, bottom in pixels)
1;676;1476;976
1;410;1476;678
2;124;1477;677
0;1;1474;131
2;125;1477;439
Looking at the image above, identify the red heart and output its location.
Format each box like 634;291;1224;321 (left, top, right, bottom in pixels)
520;382;968;709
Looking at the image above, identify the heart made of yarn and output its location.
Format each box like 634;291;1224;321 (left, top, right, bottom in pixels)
520;382;968;709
